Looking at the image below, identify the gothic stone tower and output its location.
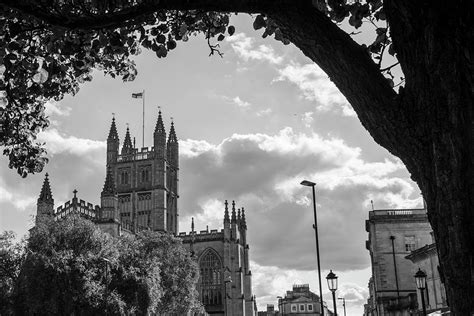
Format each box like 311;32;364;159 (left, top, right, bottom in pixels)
106;110;179;234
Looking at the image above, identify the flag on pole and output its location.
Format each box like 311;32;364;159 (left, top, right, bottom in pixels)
132;92;143;98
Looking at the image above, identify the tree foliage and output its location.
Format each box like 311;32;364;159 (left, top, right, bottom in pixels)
0;0;393;177
2;217;201;315
0;231;25;315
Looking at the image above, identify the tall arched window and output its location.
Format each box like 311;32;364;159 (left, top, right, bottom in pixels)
199;250;223;306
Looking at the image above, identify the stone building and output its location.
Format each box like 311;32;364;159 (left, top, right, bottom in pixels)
365;207;433;315
276;284;332;316
405;239;449;315
34;109;256;316
178;201;257;316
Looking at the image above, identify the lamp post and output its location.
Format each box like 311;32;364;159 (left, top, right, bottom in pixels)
326;270;338;316
414;268;427;316
101;257;111;315
224;274;232;316
300;180;324;316
338;297;346;316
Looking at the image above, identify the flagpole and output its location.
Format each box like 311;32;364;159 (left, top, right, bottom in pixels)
142;90;145;149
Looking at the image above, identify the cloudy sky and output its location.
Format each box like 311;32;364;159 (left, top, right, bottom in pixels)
0;15;421;314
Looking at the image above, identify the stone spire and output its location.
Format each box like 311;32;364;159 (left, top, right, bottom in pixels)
153;109;167;157
237;208;241;222
224;200;230;223
107;115;119;165
101;167;116;196
241;207;247;229
168;120;178;143
121;126;133;155
231;200;237;223
38;173;53;203
154;109;166;135
107;116;118;141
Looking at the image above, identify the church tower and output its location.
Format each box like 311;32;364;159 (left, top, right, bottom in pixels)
106;109;179;234
36;173;54;224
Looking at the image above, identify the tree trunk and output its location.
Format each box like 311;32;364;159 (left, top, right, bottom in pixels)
384;1;474;314
271;2;474;314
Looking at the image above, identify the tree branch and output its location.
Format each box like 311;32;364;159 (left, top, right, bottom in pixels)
1;0;280;30
267;4;407;154
2;0;408;155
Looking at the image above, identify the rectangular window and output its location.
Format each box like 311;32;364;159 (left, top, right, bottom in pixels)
299;304;305;312
307;304;313;311
291;304;297;312
404;236;416;252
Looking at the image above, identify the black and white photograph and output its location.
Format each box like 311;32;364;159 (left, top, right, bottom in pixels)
0;1;472;315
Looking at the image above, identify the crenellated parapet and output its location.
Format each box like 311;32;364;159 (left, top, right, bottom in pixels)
180;229;224;243
54;196;100;221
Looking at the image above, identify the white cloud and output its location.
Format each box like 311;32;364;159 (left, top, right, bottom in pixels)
226;33;284;64
275;62;356;116
232;96;251;108
256;108;272;117
221;95;252;110
45;101;71;117
181;198;224;233
38;128;106;156
251;261;368;314
178;127;417;275
302;111;314;128
0;186;36;210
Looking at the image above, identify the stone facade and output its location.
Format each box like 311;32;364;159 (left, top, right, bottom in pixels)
365;208;433;315
276;284;332;316
34;110;256;316
179;201;256;316
405;241;449;314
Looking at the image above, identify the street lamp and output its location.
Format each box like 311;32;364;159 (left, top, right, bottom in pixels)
414;268;427;316
338;297;346;316
300;180;324;316
224;273;232;316
101;257;111;315
326;270;338;316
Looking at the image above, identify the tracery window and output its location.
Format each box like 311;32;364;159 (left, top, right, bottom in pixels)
200;250;223;306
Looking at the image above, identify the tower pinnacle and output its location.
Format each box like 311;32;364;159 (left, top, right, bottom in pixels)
121;126;133;155
224;200;230;223
38;173;53;203
101;167;116;196
241;207;247;229
168;120;177;143
107;116;118;141
231;200;237;223
154;109;166;135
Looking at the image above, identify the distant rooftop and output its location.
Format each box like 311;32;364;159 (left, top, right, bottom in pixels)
369;208;427;219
